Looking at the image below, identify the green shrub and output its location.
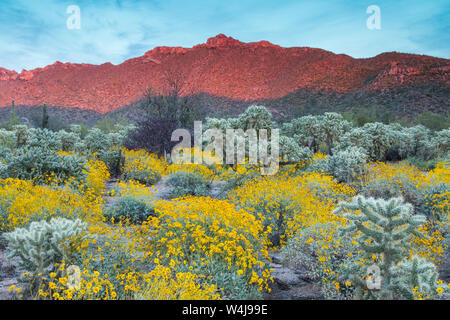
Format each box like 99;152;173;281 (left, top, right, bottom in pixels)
123;168;161;186
107;197;155;223
166;171;211;198
0;147;86;185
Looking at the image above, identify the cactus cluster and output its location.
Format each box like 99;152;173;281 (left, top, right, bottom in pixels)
333;196;443;299
3;218;86;274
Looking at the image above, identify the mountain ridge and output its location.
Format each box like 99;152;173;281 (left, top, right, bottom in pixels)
0;34;449;114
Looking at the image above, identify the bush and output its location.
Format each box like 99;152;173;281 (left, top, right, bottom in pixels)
166;171;211;198
143;197;272;299
0;178;103;233
122;148;164;185
282;222;357;299
0;147;86;185
228;172;355;246
107;197;155;224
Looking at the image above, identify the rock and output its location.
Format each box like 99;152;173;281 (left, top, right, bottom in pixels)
439;250;450;282
290;283;324;300
270;252;283;264
272;267;304;290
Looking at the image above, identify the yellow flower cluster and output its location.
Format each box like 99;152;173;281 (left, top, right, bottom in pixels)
140;197;272;292
0;178;103;232
122;148;166;184
139;265;220;300
229;172;356;244
84;159;110;196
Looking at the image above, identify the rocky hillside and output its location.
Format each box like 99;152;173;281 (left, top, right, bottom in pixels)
0;34;448;114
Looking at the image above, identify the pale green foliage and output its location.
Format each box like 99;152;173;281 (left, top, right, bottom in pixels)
390;256;441;300
0;146;86;184
335;123;396;161
107;197;155;224
279;136;313;163
334;196;435;300
390;125;436;160
3;218;86;274
205;105;273;132
282;113;351;154
321;113;352;155
326;146;367;183
167;171;211;198
236;105;273;131
433;128;449;157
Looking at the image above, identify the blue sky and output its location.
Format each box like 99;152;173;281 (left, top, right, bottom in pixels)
0;0;449;72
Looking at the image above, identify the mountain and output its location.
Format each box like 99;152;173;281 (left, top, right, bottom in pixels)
0;34;449;115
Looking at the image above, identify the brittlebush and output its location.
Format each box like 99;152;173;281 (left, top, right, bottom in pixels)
139;197;273;297
0;178;104;233
228;172;356;246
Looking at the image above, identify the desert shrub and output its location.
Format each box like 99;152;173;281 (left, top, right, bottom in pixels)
97;148;124;178
27;128;61;151
4;218;86;275
0;178;103;232
107;197;155;224
407;157;441;171
433;128;450;157
363;162;449;221
113;179;155;202
125;118;179;156
169;146;225;175
228;172;355;246
279;136;313;163
0;147;86;185
333;196;447;300
326;146;368;184
122;148;165;185
138;265;220;300
141;197;272;299
83;159;110;196
166;171;211;198
282;222;357;299
282;113;351;154
0;128;16;148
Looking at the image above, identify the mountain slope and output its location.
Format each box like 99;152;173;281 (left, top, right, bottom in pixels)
0;34;449;114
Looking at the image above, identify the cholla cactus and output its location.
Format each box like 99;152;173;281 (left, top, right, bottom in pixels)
279;136;313;163
433;128;449;157
326;146;367;183
390;255;442;300
236;105;273;131
3;218;86;275
336;122;396;161
334;196;430;299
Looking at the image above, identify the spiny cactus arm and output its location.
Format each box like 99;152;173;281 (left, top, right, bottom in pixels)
353;221;384;243
360;242;385;254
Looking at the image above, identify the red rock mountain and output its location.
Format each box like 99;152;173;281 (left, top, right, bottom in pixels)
0;34;449;114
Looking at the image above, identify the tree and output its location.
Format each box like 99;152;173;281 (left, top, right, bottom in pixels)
139;67;202;129
124;118;179;157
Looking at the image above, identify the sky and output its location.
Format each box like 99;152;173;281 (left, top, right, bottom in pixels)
0;0;449;72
